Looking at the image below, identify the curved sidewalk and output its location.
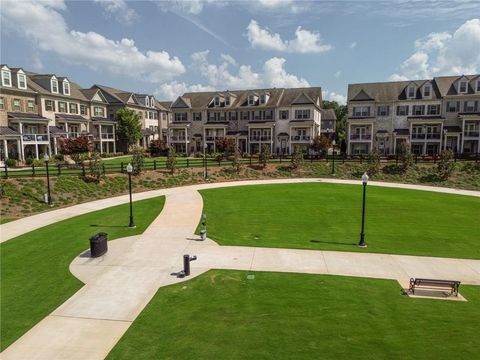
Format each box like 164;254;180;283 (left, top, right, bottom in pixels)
1;178;479;243
2;179;480;359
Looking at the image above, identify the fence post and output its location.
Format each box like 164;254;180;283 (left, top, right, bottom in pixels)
32;164;35;177
342;153;345;164
186;159;189;168
395;154;398;166
121;162;124;173
310;154;313;163
102;163;106;175
415;154;418;164
4;163;8;179
360;155;363;164
57;164;61;176
454;153;457;163
154;160;157;170
249;155;252;165
82;163;86;177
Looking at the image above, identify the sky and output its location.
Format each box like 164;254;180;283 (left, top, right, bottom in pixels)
1;0;480;104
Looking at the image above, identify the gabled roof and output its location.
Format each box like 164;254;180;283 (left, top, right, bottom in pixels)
26;71;88;101
320;108;337;121
351;89;375;101
8;112;49;121
433;75;479;96
80;88;108;103
171;96;192;108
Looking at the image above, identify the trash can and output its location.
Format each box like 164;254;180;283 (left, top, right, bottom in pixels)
90;232;108;257
200;229;207;241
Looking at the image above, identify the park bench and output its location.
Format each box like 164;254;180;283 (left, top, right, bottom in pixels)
409;278;460;296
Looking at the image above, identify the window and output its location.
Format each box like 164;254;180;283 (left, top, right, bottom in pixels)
94;106;105;117
51;78;58;93
260;94;266;104
423;84;431;97
377;105;389;116
69;103;78;114
248;95;255;106
63;80;70;95
241;111;250;120
193;112;202;121
214;96;220;106
151;97;155;107
225;96;230;106
279;110;289;120
146;97;150;107
12;98;21;111
264;110;273;120
396;105;408;116
459;81;467;93
17;73;27;89
477;80;480;92
27;100;35;112
412;105;425;115
295;109;311;119
80;105;87;115
464;101;477;113
174;112;187;122
58;101;67;113
228;111;237;121
427;105;440;115
446;101;459;112
353;106;370;117
45;99;55;112
0;97;4;110
407;85;416;98
1;69;11;87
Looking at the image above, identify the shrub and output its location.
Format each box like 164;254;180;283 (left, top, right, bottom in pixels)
166;147;177;174
130;146;145;175
367;150;381;177
259;144;271;168
311;135;331;155
231;146;242;174
215;138;236;157
149;140;168;157
59;135;92;163
86;153;103;182
25;156;34;166
53;154;65;162
397;143;414;173
291;147;304;169
437;149;455;180
5;158;17;167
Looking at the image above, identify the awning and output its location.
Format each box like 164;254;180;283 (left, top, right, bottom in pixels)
55;114;88;122
49;126;67;137
7;112;49;122
0;126;21;136
393;129;410;136
443;126;462;133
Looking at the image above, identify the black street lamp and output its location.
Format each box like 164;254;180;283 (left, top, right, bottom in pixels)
331;139;336;175
126;163;135;228
358;172;368;247
44;154;52;206
203;142;208;180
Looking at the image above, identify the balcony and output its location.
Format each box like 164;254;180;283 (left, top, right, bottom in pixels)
291;135;311;141
411;133;426;140
68;132;79;138
23;134;49;142
464;131;480;137
250;136;271;141
426;133;441;139
170;135;187;142
101;133;115;140
350;134;371;140
205;136;223;141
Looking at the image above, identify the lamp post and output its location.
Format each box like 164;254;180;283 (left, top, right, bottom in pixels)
331;139;336;175
126;163;135;228
443;128;448;150
358;172;368;247
203;142;208;180
44;154;51;206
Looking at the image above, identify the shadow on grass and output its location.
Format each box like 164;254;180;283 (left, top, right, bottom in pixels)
310;239;357;247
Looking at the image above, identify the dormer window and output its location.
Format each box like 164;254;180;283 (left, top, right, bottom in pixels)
151;96;155;107
260;94;266;104
225;96;230;106
51;77;58;93
477;80;480;93
1;68;11;87
248;95;255;106
214;96;220;107
63;79;70;95
407;85;416;99
146;97;150;107
459;80;467;93
17;71;27;89
423;84;431;97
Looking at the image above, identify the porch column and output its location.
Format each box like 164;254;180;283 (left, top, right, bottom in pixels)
457;135;460;153
113;125;117;153
65;122;69;138
99;125;103;154
393;134;397;155
3;139;8;160
184;128;188;154
460;118;465;154
35;143;39;160
347;122;351;155
16;139;22;161
54;137;58;155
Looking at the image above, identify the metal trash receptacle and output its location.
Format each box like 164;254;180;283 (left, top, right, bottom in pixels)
90;232;108;257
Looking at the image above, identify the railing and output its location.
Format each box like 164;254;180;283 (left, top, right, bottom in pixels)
464;131;480;137
249;136;271;141
411;133;426;140
349;134;371;140
22;134;49;142
291;136;311;141
100;133;115;139
68;132;79;138
170;136;187;141
426;133;441;139
205;136;224;141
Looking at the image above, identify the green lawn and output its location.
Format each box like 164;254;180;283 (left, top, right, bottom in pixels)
107;270;480;360
0;196;165;351
199;183;480;259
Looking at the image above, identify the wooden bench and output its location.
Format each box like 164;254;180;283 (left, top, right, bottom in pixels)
409;278;460;296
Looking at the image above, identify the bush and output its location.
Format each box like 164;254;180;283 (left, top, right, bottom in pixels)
231;147;242;174
437;149;455;180
259;144;271;168
59;135;92;163
397;143;414;173
149;140;168;157
5;158;17;167
166;147;177;174
86;153;103;182
291;147;304;169
130;146;145;175
25;156;34;166
53;154;65;162
367;150;381;177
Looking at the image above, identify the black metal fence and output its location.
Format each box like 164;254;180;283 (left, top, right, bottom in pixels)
1;152;479;179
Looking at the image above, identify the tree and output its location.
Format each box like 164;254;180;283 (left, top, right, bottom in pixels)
117;107;142;150
231;146;242;174
437;149;455;180
149;139;168;156
291;146;304;169
130;146;145;175
59;135;92;163
397;142;414;173
323;100;348;141
311;135;332;155
367;149;381;177
166;147;177;174
259;144;271;168
87;152;103;182
215;138;236;157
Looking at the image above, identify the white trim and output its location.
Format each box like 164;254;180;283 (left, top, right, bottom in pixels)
62;79;70;95
17;70;27;89
1;69;12;87
51;76;59;94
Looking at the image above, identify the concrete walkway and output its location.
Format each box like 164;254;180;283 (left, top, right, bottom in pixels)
2;179;480;359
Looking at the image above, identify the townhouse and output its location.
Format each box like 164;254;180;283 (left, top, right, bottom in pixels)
167;87;336;155
346;75;480;155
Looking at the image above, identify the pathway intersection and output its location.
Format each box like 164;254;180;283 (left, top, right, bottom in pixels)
2;179;479;359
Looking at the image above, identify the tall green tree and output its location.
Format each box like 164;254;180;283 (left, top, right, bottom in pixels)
323;100;348;141
116;107;142;150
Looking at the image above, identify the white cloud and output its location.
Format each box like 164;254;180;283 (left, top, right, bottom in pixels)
246;20;332;54
334;70;341;78
349;41;357;49
1;0;185;82
94;0;138;25
322;90;346;105
157;0;221;15
157;51;310;100
257;0;293;8
390;18;480;80
220;53;237;66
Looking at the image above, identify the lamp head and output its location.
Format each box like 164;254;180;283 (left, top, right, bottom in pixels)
362;172;369;185
332;139;336;146
44;154;50;162
126;163;133;173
